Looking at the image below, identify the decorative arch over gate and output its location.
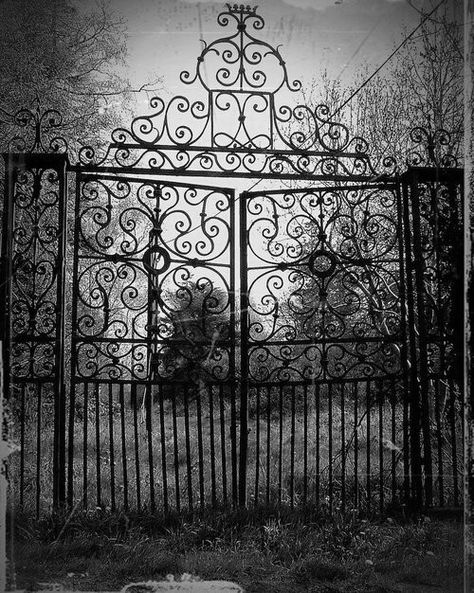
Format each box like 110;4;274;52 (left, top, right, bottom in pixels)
1;3;462;518
78;3;395;179
2;4;458;174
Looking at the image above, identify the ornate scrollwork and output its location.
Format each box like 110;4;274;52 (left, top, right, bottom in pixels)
73;175;234;382
7;167;63;379
2;99;68;154
246;184;403;382
180;4;300;94
406;127;459;168
77;5;392;179
413;177;463;378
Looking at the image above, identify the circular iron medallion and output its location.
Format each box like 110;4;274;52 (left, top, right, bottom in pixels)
308;250;337;278
142;245;171;276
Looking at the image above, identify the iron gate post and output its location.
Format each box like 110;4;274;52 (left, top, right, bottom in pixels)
395;177;413;506
52;154;68;510
239;192;249;508
0;155;16;408
1;152;68;511
408;169;434;509
401;171;424;510
402;166;464;511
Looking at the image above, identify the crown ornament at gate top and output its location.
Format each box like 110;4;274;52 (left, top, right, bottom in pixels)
180;3;301;94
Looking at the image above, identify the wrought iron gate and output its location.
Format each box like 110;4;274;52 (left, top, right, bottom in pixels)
1;4;463;517
240;181;410;512
68;173;238;512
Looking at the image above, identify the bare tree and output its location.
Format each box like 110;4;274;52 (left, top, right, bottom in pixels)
305;0;463;169
0;0;162;156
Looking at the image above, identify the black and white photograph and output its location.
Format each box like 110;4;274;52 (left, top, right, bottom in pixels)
0;0;469;591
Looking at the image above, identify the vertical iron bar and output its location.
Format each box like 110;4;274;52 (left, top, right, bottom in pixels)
146;381;155;513
95;383;101;508
108;384;115;512
36;383;42;519
449;380;459;505
354;382;359;510
378;381;384;513
196;384;205;508
434;379;444;506
158;383;168;513
83;383;88;508
171;384;181;512
403;385;410;505
315;383;320;505
303;384;308;506
132;383;141;511
230;381;238;506
209;386;216;507
267;386;272;505
328;383;333;514
366;381;371;513
290;384;296;508
431;182;446;396
19;385;25;508
67;382;76;508
254;386;260;506
219;384;227;505
119;384;128;511
341;383;345;513
239;190;248;507
183;386;193;511
391;379;397;504
277;385;283;504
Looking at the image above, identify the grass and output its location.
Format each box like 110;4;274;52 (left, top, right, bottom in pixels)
7;381;408;513
7;509;463;592
7;378;462;517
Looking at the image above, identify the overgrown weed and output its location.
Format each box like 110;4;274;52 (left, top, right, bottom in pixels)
9;507;463;592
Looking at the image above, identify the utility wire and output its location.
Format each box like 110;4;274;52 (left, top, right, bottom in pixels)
330;0;447;119
335;17;382;82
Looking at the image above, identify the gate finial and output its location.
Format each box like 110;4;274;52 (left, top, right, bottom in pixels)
3;102;68;154
407;127;458;168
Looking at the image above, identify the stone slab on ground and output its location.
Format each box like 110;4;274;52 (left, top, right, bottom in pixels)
6;580;245;593
122;581;244;592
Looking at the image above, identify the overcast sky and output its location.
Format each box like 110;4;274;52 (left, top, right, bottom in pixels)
111;0;429;96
